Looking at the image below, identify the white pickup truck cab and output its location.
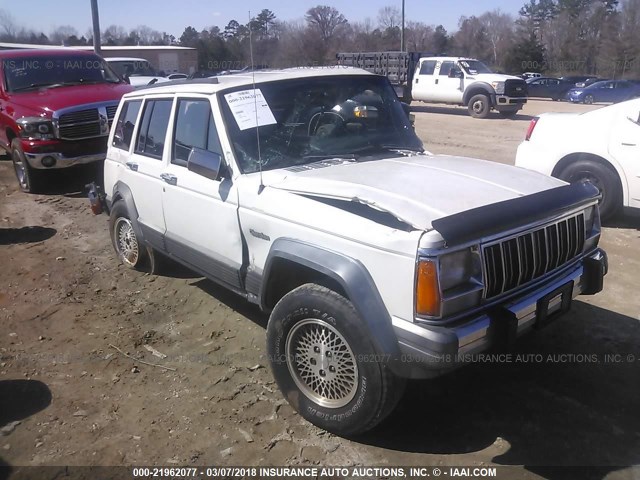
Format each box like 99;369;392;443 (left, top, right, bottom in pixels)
98;67;607;435
411;57;528;118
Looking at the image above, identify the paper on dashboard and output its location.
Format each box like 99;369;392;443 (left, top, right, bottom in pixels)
224;88;277;131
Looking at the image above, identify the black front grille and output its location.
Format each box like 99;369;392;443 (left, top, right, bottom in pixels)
505;79;528;97
56;103;119;140
483;213;585;298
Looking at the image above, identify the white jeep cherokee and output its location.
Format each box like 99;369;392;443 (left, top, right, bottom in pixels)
98;67;607;435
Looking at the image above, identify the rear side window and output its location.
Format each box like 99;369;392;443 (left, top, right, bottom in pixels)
135;99;173;159
419;60;436;75
113;100;142;151
172;99;223;167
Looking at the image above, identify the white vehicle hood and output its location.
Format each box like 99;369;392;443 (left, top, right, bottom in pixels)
470;73;523;83
269;155;565;231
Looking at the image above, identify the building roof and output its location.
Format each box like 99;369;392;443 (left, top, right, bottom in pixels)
0;42;195;51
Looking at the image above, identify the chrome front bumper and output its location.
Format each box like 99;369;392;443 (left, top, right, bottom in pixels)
25;151;105;169
392;248;607;379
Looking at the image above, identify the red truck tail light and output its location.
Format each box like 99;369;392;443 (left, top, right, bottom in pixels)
525;117;539;141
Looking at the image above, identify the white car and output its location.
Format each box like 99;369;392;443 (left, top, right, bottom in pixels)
96;67;607;435
104;57;170;88
516;98;640;219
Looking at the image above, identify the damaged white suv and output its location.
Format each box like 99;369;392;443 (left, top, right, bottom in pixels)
97;68;607;435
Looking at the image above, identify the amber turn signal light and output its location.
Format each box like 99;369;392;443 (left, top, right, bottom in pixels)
416;260;441;317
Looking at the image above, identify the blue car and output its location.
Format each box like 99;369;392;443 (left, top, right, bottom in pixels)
565;80;640;104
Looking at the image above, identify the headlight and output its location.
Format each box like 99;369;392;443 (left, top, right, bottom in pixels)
439;247;482;292
416;247;483;319
17;117;54;140
492;81;505;95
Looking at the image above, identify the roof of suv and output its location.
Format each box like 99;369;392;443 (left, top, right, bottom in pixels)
122;67;375;97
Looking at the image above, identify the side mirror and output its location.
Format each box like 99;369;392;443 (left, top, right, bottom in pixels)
449;70;463;79
187;147;222;181
627;115;640;126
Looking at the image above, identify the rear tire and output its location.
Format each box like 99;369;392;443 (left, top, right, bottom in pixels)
468;94;491;119
109;201;150;270
558;160;622;220
11;138;42;193
266;283;405;436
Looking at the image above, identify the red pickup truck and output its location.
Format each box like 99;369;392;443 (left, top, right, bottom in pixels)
0;49;133;192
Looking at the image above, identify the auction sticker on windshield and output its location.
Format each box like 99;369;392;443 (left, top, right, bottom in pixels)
224;88;277;131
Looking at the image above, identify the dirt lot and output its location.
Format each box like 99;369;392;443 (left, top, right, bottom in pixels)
1;99;639;479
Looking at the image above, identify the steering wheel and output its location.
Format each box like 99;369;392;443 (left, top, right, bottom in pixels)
308;111;345;137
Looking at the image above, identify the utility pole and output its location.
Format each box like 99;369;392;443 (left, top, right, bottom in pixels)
400;0;405;52
91;0;102;56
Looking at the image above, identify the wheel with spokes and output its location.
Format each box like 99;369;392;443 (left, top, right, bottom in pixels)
267;283;405;435
109;201;150;270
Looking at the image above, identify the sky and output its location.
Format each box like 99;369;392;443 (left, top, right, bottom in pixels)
1;0;522;39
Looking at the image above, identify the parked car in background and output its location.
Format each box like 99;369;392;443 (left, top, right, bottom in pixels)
526;77;573;101
560;75;598;87
565;80;640;104
167;73;188;80
97;67;607;435
522;72;542;79
0;49;133;192
104;57;170;88
575;77;602;88
516;98;640;219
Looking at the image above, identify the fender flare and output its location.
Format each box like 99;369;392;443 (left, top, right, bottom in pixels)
111;181;145;243
463;83;497;106
261;238;402;366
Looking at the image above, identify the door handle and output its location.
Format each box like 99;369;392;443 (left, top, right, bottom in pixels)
435;79;439;85
415;78;419;84
160;173;177;186
125;162;138;171
621;142;637;147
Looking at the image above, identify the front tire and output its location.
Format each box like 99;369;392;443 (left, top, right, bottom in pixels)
558;160;622;220
583;94;595;105
11;138;41;193
468;94;491;119
266;284;405;435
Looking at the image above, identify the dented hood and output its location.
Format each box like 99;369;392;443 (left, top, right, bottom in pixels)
269;155;567;231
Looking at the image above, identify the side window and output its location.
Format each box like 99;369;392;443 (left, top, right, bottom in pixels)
172;98;223;167
549;79;559;85
439;61;454;77
419;60;436;75
135;99;173;159
113;100;142;151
